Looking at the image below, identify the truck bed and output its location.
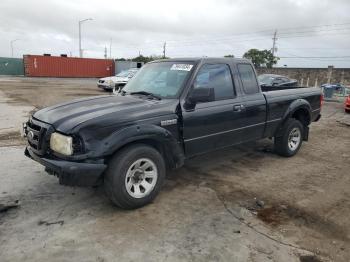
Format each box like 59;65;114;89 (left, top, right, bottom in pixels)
261;86;322;138
261;85;314;92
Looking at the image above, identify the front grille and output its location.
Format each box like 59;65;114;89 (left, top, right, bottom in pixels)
26;119;50;155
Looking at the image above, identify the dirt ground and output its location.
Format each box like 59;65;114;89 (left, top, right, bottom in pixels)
0;76;349;262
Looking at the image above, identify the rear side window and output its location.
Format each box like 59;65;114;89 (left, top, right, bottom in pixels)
237;64;259;94
194;64;234;101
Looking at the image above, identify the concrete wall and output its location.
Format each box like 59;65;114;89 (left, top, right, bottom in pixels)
256;66;350;87
115;61;144;75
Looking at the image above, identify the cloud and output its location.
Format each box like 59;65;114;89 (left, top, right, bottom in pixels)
0;0;349;67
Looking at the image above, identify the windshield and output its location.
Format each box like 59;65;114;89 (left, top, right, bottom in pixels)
258;75;274;85
122;62;194;98
116;71;130;77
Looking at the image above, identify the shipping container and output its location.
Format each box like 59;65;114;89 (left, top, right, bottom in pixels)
0;57;24;75
115;60;144;75
23;55;114;78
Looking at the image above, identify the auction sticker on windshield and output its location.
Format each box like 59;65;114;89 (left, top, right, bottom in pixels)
171;64;193;71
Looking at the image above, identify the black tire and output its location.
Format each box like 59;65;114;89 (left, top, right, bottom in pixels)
274;119;304;157
104;144;165;209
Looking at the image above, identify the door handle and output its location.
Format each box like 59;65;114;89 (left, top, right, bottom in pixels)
233;104;244;112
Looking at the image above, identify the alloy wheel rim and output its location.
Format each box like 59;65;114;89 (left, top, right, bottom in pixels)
125;158;158;198
288;127;301;151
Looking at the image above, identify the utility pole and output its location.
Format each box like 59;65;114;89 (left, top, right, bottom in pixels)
79;22;81;57
163;42;166;58
104;46;107;59
10;39;20;57
109;38;112;59
271;30;278;57
79;18;93;58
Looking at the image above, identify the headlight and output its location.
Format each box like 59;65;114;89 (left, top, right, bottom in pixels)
107;80;113;85
50;132;73;156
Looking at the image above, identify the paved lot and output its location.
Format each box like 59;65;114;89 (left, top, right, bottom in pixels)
0;77;349;262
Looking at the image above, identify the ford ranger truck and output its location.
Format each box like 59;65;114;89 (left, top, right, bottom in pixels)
24;58;322;209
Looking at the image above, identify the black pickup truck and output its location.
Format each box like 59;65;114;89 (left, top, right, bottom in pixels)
24;58;322;209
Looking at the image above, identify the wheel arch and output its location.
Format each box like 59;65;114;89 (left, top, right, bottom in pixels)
275;99;311;137
102;124;185;170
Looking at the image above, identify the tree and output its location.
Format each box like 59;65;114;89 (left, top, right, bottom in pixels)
224;54;235;58
243;49;279;68
132;55;169;63
131;55;152;63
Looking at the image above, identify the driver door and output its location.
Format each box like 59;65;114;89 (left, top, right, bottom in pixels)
182;63;246;157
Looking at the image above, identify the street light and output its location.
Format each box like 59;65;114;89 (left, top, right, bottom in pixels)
10;39;20;57
79;18;93;58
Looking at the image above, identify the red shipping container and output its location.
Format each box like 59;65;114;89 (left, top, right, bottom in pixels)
23;55;114;78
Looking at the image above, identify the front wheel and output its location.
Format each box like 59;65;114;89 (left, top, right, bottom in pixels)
112;84;119;94
274;119;304;157
104;144;165;209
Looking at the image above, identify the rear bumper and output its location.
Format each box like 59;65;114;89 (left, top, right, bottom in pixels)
314;114;321;122
25;146;107;187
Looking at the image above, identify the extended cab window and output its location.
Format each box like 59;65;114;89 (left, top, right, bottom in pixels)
194;64;234;101
238;64;259;94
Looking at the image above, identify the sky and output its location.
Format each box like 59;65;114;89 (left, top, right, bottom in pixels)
0;0;350;68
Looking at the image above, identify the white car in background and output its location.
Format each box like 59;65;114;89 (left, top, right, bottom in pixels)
97;68;139;91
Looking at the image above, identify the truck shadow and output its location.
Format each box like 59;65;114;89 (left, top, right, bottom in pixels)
166;139;350;245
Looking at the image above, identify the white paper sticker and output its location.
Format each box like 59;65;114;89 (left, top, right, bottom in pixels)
171;64;193;71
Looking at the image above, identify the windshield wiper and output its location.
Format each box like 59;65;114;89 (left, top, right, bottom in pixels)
129;91;162;100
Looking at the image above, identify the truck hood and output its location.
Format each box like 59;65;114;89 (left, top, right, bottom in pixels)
33;95;177;133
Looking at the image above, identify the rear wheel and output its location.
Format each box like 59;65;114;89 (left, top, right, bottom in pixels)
104;144;165;209
274;119;304;157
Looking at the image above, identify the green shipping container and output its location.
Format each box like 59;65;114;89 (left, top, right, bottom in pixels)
0;57;24;75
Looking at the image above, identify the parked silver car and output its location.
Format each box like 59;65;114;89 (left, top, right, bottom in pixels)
97;68;139;91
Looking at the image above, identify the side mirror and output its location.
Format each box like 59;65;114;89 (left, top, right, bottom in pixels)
187;87;215;105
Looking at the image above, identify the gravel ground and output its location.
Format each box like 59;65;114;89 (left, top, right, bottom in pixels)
0;76;349;262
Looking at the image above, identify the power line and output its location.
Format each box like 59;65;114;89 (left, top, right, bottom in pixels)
103;22;350;50
279;56;350;58
108;30;350;52
76;22;350;61
279;47;350;50
269;22;350;32
142;22;350;46
278;50;350;62
277;27;350;36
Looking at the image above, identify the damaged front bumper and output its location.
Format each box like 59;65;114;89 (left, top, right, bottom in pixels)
25;146;107;187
